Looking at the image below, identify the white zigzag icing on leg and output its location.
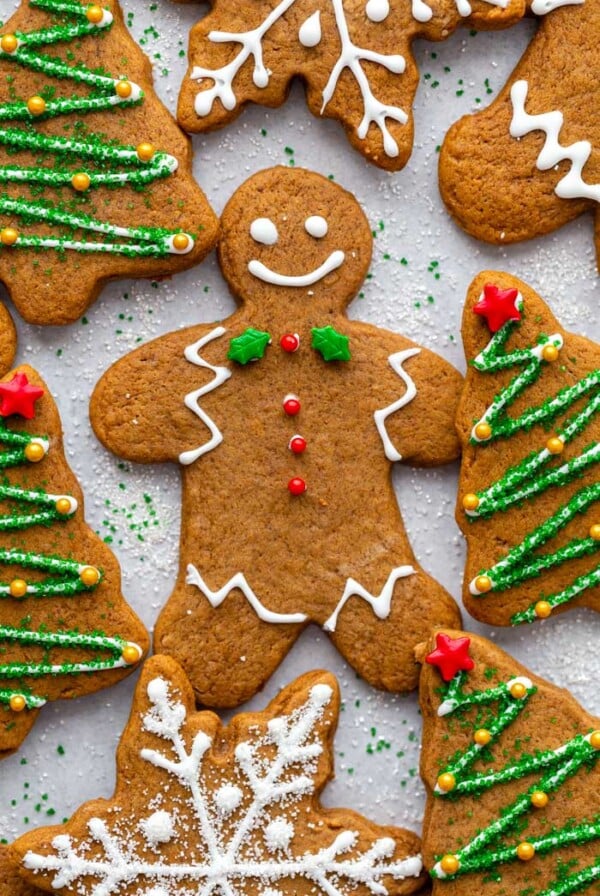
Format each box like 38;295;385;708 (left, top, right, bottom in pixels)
323;565;416;632
186;564;309;624
510;80;600;203
179;327;231;466
374;348;420;462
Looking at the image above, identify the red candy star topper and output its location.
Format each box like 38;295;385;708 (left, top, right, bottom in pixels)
425;633;474;682
0;372;44;419
473;284;522;333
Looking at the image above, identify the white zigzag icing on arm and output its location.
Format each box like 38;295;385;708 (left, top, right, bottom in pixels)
323;565;415;632
186;564;309;624
374;347;420;462
179;327;231;466
510;80;600;203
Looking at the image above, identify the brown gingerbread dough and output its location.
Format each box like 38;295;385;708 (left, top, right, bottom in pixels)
0;303;17;376
0;845;41;896
91;166;462;707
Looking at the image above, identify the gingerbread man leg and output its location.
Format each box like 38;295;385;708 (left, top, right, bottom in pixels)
154;585;307;707
326;568;461;692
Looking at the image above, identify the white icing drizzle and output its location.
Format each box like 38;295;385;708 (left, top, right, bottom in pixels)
530;0;583;13
374;347;420;462
186;564;309;624
24;676;423;893
510;79;600;202
248;249;345;287
179;327;231;466
304;214;328;237
250;217;279;245
411;0;507;22
323;565;416;632
298;11;322;47
366;0;390;22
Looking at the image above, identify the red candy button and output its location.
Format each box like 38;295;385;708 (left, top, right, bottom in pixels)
289;435;307;454
288;477;307;495
283;394;301;416
280;333;300;353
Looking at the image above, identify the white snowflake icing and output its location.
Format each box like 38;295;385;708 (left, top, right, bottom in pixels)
141;810;176;846
23;676;423;895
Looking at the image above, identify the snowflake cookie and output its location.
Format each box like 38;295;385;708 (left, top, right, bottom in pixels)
0;846;37;896
419;630;600;896
90;166;462;707
11;655;426;896
455;272;599;627
0;0;218;325
439;1;600;265
175;0;528;170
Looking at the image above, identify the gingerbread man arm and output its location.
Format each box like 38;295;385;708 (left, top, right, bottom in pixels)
360;326;462;466
91;321;233;464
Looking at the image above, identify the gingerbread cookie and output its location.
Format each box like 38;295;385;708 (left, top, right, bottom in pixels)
175;0;526;171
455;272;599;626
11;655;426;896
0;0;218;325
0;302;17;377
0;312;148;757
439;2;600;264
0;845;40;896
418;630;600;896
91;166;462;706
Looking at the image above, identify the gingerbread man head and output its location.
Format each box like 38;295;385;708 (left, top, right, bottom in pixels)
218;167;373;314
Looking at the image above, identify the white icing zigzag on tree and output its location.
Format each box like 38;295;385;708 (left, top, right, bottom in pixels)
374;347;420;462
186;564;309;624
179;327;232;466
510;79;600;203
24;676;423;894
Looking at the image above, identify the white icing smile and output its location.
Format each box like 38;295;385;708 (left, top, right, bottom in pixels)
248;250;345;287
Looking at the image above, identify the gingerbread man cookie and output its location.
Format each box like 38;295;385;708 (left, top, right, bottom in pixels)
0;302;17;377
176;0;526;170
11;657;426;896
0;0;218;325
440;2;600;265
91;166;462;707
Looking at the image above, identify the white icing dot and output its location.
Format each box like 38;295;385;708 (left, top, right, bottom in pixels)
310;683;333;705
305;215;328;238
214;783;243;814
366;0;390;20
147;677;168;703
250;217;278;245
140;810;175;846
264;817;295;852
298;10;322;47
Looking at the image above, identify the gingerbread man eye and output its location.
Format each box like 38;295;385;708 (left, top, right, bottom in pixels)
250;218;278;245
304;216;328;238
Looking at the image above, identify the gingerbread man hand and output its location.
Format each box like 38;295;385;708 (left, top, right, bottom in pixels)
92;167;462;706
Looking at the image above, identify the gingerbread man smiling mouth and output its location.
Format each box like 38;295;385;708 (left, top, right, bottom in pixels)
91;166;463;707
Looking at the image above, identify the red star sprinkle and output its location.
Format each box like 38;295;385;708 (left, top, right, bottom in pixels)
0;372;44;419
425;633;475;682
473;284;522;333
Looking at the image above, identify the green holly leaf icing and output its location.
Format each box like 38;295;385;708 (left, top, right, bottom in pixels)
227;328;271;365
311;326;351;362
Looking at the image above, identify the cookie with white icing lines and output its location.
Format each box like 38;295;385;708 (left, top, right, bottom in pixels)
418;630;600;896
439;0;600;265
0;0;218;325
175;0;528;170
91;166;462;707
11;655;426;896
456;272;599;627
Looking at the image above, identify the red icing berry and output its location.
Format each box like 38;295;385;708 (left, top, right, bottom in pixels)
283;395;301;416
288;477;307;496
280;333;300;353
473;284;522;333
0;372;44;419
289;435;307;454
425;633;474;682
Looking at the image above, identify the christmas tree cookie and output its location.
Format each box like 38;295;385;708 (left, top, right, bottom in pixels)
440;2;600;265
0;0;218;325
175;0;527;170
456;272;599;626
0;334;148;756
419;630;600;896
91;166;462;707
11;656;426;896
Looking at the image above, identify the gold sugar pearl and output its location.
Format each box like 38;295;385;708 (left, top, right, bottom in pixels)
440;855;460;875
9;694;26;712
462;493;480;512
474;575;492;594
136;142;156;162
534;600;552;619
115;80;132;98
516;842;535;862
510;682;527;700
25;441;45;462
530;791;548;809
80;566;100;587
55;497;73;515
72;172;91;192
121;644;141;665
0;227;19;246
589;524;600;541
173;233;191;252
546;436;564;455
474;421;492;441
473;728;492;746
9;578;27;598
1;34;18;54
27;95;46;116
437;772;456;793
86;4;104;23
541;343;560;362
589;730;600;750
